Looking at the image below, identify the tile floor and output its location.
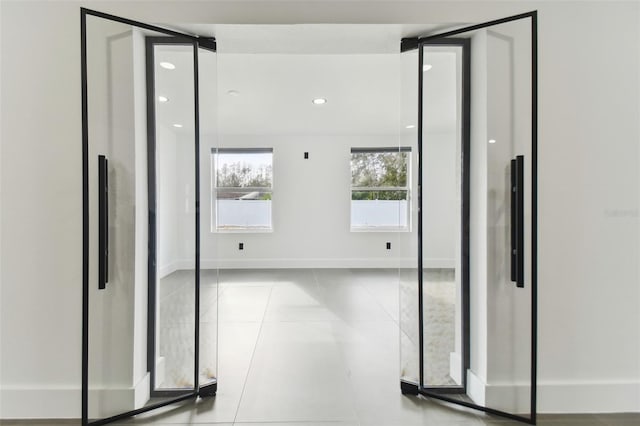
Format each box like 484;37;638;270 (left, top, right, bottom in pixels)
124;269;638;426
7;269;637;426
156;268;457;390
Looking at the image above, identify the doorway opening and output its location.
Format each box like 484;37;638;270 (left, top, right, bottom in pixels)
81;9;536;426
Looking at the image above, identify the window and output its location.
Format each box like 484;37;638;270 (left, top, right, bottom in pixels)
350;147;411;230
212;148;273;231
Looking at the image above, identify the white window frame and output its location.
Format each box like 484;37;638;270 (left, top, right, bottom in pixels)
211;147;274;233
350;147;411;232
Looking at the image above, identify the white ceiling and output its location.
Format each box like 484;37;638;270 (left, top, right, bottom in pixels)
170;23;452;53
216;53;402;135
154;24;459;137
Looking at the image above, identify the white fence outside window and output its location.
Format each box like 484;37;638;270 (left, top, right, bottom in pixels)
216;200;272;229
351;200;408;229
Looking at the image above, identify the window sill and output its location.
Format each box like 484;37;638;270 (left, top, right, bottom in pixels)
350;227;411;233
214;228;273;234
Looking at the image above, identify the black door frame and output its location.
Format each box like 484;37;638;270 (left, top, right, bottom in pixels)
400;10;538;425
405;37;472;396
81;8;215;426
145;35;217;399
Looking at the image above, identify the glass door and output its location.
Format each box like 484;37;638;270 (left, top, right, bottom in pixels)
196;42;220;397
146;36;219;399
400;12;537;424
81;8;217;425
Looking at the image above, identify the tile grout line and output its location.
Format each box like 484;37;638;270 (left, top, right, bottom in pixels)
311;268;363;426
310;267;322;297
158;271;193;303
231;281;276;424
232;421;360;425
354;269;400;326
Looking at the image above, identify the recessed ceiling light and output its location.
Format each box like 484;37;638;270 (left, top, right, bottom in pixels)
312;98;327;105
227;90;240;96
488;139;496;144
423;64;433;71
173;124;183;128
160;62;175;70
158;96;169;103
406;125;416;129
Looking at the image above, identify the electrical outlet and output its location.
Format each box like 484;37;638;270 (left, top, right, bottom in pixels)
386;242;391;250
239;243;244;250
304;152;309;159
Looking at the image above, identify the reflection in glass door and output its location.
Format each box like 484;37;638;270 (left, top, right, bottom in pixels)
399;11;537;424
81;8;217;425
146;37;219;399
196;44;220;396
148;38;198;397
420;39;468;392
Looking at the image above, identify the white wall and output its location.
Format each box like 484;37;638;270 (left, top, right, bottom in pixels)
0;0;639;419
199;133;416;269
535;2;640;412
190;51;423;269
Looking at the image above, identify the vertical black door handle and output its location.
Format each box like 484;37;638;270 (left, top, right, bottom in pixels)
516;155;525;288
98;155;109;290
510;159;517;283
510;156;525;288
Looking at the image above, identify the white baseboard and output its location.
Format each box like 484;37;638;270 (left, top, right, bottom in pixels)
158;260;192;279
537;380;640;413
155;356;166;389
466;369;532;414
466;370;640;414
1;377;638;419
0;373;151;419
466;369;486;406
423;258;456;269
158;261;177;279
449;352;462;385
0;386;80;419
133;373;150;411
200;257;417;269
160;258;454;271
87;372;150;418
